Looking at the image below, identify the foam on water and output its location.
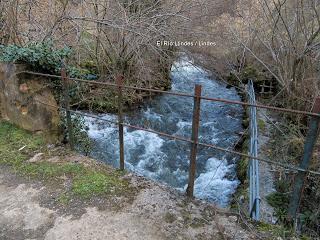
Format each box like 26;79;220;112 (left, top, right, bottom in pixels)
193;158;239;207
124;129;166;179
84;55;243;207
172;57;209;76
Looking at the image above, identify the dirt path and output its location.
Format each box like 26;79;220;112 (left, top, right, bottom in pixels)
0;160;259;240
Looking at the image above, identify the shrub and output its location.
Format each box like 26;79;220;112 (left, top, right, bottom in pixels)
59;112;92;155
0;40;71;73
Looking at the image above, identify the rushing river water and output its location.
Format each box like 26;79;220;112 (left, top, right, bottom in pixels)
85;56;243;207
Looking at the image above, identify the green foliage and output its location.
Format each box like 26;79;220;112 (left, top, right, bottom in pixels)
0;41;96;79
266;192;289;224
240;66;260;83
0;41;99;116
258;119;266;132
266;179;291;223
267;120;320;237
79;60;98;75
0;121;44;166
0;42;94;153
59;112;92;155
0;120;84;180
57;193;71;205
237;157;248;183
257;222;295;239
0;121;44;148
0;41;71;73
67;65;98;79
0;120;131;201
18;162;85;179
236;139;249;183
72;172;123;198
267;192;290;222
89;95;118;113
226;65;271;87
275;179;290;193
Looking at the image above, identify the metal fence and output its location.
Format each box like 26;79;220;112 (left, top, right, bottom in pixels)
248;80;260;221
17;69;320;221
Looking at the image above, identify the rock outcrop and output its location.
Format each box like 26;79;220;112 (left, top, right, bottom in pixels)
0;63;59;139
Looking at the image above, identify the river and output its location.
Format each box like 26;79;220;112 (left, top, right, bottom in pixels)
84;56;243;207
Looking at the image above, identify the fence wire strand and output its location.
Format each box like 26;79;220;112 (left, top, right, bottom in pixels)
19;71;320;118
33;98;320;176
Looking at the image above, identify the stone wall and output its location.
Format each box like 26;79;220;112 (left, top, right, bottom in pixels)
0;63;59;138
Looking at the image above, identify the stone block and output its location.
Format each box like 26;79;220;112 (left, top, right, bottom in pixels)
0;63;60;140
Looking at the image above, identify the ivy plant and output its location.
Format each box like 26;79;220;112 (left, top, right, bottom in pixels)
0;41;94;152
0;40;71;74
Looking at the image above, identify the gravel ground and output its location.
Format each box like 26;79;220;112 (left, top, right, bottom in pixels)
0;152;261;240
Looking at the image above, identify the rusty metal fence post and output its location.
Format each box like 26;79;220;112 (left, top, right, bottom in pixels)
61;66;75;150
116;75;125;170
288;97;320;221
186;84;202;197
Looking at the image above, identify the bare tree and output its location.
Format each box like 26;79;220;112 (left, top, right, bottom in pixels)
230;0;320;111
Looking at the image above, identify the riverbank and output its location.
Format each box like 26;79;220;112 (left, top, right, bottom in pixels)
84;57;244;207
0;120;262;239
231;85;276;223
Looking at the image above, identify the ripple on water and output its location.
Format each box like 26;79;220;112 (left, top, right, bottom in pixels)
84;56;243;207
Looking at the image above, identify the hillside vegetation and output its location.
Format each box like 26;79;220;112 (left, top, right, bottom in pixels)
0;0;320;238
